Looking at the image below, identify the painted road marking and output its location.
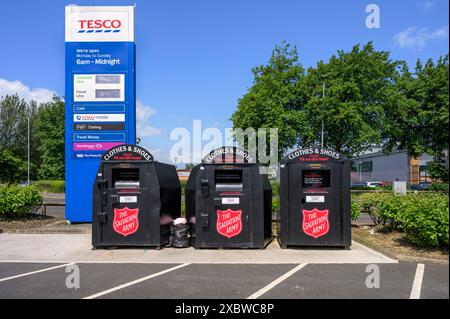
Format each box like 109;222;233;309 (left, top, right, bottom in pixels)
0;263;74;282
83;263;190;299
410;263;425;299
247;263;308;299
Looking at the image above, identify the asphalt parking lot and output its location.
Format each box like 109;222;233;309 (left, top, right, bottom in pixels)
0;261;447;299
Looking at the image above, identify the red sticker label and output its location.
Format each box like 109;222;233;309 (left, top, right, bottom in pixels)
216;209;242;238
113;207;139;237
302;208;329;238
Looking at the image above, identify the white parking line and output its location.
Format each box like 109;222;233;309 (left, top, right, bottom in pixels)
0;263;74;282
83;263;191;299
410;263;425;299
247;263;308;299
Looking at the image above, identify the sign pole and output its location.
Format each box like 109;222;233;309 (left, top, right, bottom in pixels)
65;6;136;222
27;114;30;185
321;81;325;148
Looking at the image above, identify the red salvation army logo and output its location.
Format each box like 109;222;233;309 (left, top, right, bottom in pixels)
113;207;139;237
302;208;329;238
216;209;242;238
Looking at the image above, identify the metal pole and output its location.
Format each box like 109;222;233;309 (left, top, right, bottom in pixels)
27;114;30;185
359;162;362;182
321;81;325;147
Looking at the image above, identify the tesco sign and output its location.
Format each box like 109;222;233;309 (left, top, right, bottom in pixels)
78;19;122;29
66;7;134;42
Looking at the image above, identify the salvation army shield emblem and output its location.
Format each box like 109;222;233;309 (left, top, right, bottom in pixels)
113;207;139;237
302;208;329;238
216;209;242;238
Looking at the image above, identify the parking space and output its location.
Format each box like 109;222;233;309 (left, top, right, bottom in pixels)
261;263;418;299
100;264;296;299
0;261;447;299
420;263;449;299
0;262;64;279
0;263;176;299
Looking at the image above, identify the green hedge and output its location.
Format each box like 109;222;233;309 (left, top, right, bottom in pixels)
351;185;376;190
430;183;449;192
32;180;65;193
0;185;43;218
271;180;280;213
180;180;187;197
351;201;361;221
358;192;449;247
351;185;391;191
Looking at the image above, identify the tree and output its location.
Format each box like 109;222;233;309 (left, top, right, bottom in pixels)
0;94;40;180
232;42;401;158
384;55;449;181
35;97;65;180
303;42;400;156
0;149;29;183
231;42;311;158
0;95;24;151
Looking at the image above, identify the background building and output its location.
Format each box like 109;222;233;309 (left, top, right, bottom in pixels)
350;148;437;185
177;169;191;181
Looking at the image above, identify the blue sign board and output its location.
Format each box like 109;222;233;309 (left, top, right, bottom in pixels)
65;6;136;222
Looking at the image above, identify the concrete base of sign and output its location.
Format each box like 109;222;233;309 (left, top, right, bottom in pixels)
0;234;396;264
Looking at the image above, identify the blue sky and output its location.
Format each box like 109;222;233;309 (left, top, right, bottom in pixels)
0;0;448;164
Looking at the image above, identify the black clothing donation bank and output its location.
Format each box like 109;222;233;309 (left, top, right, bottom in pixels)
92;144;181;248
278;147;351;248
186;146;272;249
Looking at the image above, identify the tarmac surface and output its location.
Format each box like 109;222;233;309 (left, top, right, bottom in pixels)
0;260;447;299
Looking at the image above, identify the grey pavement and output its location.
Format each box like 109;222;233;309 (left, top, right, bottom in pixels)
355;213;375;225
0;233;396;264
38;193;65;218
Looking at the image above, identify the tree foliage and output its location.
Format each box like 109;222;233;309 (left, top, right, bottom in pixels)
231;42;310;157
0;94;64;182
304;42;400;156
232;42;449;180
0;149;29;183
35;97;65;180
383;55;449;180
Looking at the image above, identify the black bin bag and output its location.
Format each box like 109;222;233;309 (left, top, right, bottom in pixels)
170;218;190;248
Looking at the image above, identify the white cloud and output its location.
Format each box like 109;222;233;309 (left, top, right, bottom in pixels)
136;100;161;137
0;78;56;103
417;1;434;11
393;25;449;51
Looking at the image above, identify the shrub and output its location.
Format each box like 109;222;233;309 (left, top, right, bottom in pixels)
32;180;65;193
377;195;407;231
430;183;449;192
270;180;280;196
358;193;387;225
358;192;449;247
400;194;449;247
270;181;280;213
179;180;187;197
272;196;280;213
351;201;360;221
351;185;376;190
0;185;43;218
